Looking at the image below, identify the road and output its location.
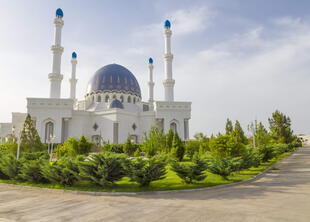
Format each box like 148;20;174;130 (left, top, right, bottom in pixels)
0;147;310;222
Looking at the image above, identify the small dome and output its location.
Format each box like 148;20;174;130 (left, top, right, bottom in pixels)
148;58;153;64
164;20;171;28
72;52;77;58
110;99;124;109
56;8;64;18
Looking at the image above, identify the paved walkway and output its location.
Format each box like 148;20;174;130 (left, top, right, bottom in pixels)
0;147;310;222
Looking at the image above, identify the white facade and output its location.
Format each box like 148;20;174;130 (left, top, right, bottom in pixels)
0;9;191;145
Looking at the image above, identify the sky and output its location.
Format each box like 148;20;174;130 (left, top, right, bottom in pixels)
1;0;310;137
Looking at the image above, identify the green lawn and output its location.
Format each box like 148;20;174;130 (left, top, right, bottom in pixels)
0;152;292;193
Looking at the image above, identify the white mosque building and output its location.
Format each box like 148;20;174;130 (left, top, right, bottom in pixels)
0;8;191;144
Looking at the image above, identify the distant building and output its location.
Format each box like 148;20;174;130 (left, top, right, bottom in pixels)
0;9;191;144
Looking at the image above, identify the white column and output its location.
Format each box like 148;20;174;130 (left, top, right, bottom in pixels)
148;58;155;102
70;52;78;100
48;8;64;98
163;20;175;102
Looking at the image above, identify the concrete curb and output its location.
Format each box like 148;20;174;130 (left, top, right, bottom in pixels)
0;150;297;197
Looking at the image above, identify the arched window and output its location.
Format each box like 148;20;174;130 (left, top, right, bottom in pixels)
113;94;117;99
92;95;94;102
45;121;54;143
127;96;131;103
120;95;124;103
97;95;101;102
170;122;177;134
133;97;136;104
105;95;109;102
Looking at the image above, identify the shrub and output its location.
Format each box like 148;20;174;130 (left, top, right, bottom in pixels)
239;146;262;169
56;136;93;157
42;156;83;186
0;141;17;155
256;144;289;162
208;157;242;179
185;140;201;160
18;158;48;183
79;153;127;186
77;136;93;155
272;143;290;156
21;152;49;161
171;157;208;184
127;156;167;186
0;154;20;179
110;144;124;153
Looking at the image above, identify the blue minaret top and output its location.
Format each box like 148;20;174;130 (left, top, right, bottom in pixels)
148;57;153;64
56;8;64;18
72;52;77;59
164;20;171;28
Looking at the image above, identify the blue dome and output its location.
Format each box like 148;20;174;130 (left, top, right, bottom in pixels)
72;52;77;58
56;8;63;18
86;64;141;98
148;58;153;64
110;99;124;109
164;20;171;28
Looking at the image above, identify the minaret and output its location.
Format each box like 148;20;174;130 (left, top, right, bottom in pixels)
70;52;78;100
148;58;155;102
48;8;64;98
163;20;175;102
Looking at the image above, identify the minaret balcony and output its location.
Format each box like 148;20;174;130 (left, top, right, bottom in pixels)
51;45;64;53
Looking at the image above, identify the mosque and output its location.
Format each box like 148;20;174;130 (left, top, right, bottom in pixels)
0;8;191;144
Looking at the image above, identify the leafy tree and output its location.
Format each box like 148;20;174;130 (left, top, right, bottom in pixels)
268;110;294;144
79;153;127;186
225;118;234;135
171;133;185;161
208;157;242;179
18;158;48;183
20;114;44;152
193;132;208;142
127;156;167;186
142;126;166;157
42;156;83;186
232;120;248;144
171;157;208;184
209;134;246;159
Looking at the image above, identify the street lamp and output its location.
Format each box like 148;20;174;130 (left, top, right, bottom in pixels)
49;135;56;161
12;126;22;160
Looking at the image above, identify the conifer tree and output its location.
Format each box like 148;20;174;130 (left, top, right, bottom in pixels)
165;129;174;153
268;110;293;144
255;122;270;146
124;137;134;156
225;118;233;135
20;114;44;152
232;120;248;144
171;133;185;161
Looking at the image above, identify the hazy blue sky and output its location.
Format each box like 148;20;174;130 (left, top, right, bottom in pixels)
1;0;310;137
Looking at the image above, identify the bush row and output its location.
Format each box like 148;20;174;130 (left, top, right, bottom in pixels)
0;142;295;187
